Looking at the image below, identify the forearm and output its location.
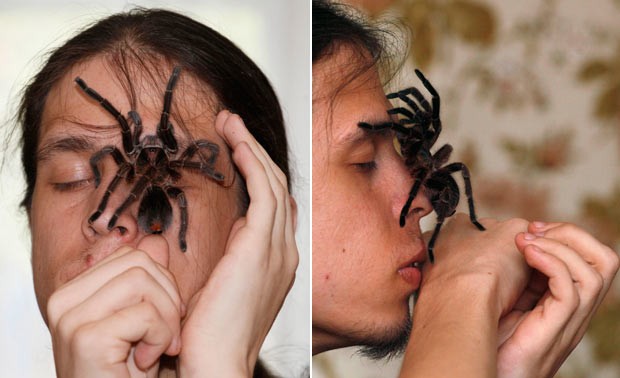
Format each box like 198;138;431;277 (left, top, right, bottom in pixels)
400;274;502;378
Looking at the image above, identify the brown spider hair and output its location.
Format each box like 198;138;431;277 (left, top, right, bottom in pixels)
17;7;290;214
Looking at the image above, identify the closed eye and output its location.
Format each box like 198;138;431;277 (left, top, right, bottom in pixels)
353;161;377;172
52;178;93;192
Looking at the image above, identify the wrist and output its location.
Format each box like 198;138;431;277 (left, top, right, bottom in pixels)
178;346;254;378
401;273;501;377
420;267;505;320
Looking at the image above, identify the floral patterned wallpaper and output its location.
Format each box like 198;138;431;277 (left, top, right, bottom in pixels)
314;0;620;376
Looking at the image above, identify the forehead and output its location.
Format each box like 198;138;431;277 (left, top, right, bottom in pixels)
40;56;220;145
312;46;391;145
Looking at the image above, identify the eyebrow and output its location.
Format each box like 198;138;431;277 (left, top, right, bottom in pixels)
334;116;393;147
37;136;96;162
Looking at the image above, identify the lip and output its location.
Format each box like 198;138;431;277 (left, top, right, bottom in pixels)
397;244;426;288
398;265;422;288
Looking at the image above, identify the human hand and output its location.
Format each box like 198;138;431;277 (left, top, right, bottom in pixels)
403;215;530;377
47;236;184;378
497;222;619;378
177;110;299;377
420;214;531;317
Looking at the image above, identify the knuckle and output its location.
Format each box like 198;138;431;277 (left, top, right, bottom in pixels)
139;302;159;325
46;291;65;326
605;248;620;273
131;249;154;267
274;168;288;187
55;312;75;342
285;245;300;273
71;323;99;356
505;217;529;231
126;266;151;283
584;272;604;296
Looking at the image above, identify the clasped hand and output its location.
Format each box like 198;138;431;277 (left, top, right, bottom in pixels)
47;110;299;378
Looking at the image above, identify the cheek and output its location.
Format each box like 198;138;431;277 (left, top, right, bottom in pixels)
169;184;239;301
30;184;87;284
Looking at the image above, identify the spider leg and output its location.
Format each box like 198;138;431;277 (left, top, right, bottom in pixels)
90;146;130;187
170;160;225;182
158;66;181;153
75;77;134;155
128;110;143;149
426;216;446;264
443;162;485;231
389;87;430;114
414;69;440;120
387;106;415;120
178;139;220;165
107;172;151;230
400;168;428;227
165;186;188;252
89;163;133;224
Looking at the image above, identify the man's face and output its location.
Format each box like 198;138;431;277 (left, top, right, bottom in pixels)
29;56;239;321
312;47;431;354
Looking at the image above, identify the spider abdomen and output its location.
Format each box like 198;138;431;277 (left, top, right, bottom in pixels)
426;174;460;218
138;186;173;234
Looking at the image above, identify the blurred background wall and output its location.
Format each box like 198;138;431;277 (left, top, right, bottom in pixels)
0;1;309;376
313;0;620;377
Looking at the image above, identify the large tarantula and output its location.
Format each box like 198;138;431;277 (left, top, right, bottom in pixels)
359;69;485;263
75;66;225;252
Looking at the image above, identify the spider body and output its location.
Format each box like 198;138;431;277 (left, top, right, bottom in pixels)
359;69;484;263
75;66;225;252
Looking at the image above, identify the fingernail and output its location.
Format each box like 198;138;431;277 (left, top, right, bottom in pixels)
532;221;546;228
524;232;537;241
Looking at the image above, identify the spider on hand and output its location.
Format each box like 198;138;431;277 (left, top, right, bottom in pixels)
75;66;225;252
359;69;485;263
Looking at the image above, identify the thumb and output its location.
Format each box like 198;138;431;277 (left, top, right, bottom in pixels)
138;234;170;268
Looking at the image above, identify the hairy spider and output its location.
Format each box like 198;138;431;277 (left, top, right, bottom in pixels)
359;69;485;263
75;66;225;252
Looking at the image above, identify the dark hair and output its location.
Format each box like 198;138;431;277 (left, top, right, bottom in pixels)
312;0;402;83
17;7;289;211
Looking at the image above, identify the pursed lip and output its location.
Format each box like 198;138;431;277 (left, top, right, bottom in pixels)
397;242;427;288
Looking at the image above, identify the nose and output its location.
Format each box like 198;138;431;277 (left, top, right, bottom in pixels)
388;163;433;227
397;178;433;226
82;186;140;244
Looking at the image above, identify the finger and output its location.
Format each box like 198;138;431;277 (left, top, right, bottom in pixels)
58;267;182;354
232;141;276;235
221;113;288;237
216;110;288;190
522;245;580;330
512;270;548;312
137;234;170;269
48;250;183;326
76;301;178;372
527;223;619;320
516;233;602;302
286;196;298;247
529;222;619;281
